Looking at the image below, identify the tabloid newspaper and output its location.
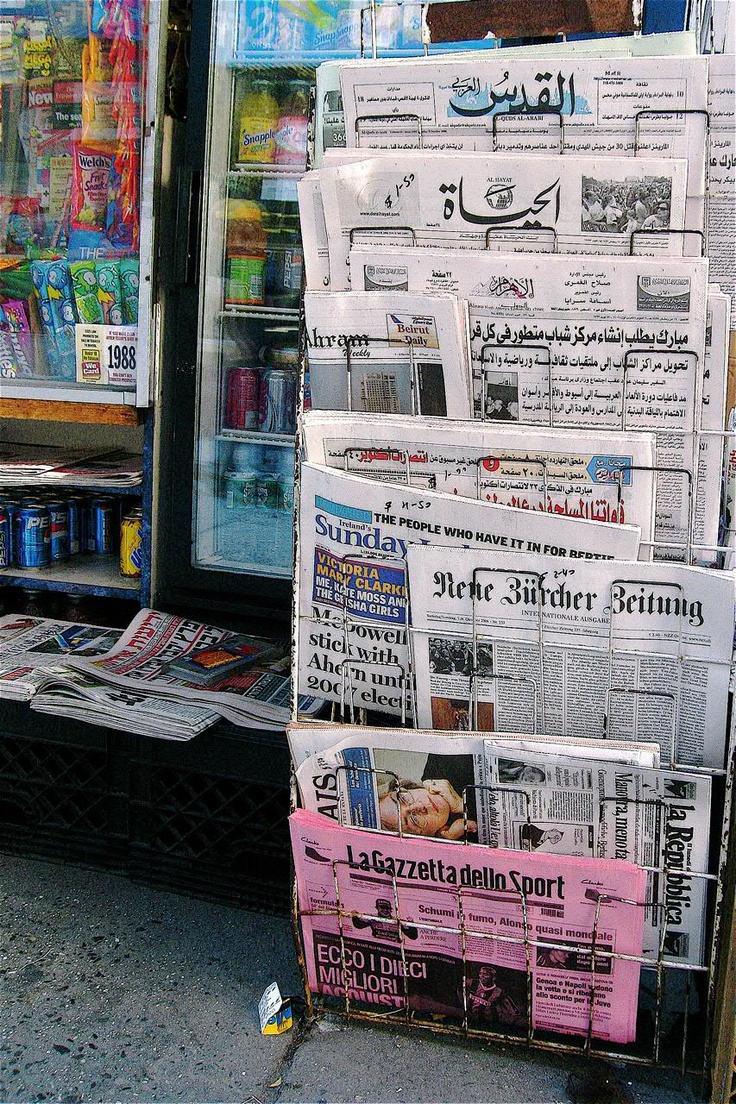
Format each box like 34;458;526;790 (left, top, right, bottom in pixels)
346;247;719;560
336;55;707;221
301;410;658;549
706;54;736;313
291;807;647;1043
406;547;735;768
291;726;706;965
308;153;693;293
63;608;320;730
303;291;472;418
0;615;123;701
296;462;641;718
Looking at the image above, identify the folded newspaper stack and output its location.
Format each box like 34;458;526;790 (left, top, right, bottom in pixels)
0;615;124;702
0;445;143;487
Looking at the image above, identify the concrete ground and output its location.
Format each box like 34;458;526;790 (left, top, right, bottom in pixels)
0;855;708;1104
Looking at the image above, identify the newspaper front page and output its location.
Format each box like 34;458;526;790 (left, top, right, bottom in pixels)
0;615;123;701
348;247;718;558
706;54;736;313
292;808;647;1043
297;462;641;718
406;547;734;767
302;410;658;548
304;291;472;417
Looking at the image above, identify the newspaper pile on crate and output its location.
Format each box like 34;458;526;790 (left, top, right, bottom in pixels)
289;24;736;1053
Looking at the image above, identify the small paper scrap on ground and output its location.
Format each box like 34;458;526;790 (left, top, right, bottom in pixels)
258;982;292;1035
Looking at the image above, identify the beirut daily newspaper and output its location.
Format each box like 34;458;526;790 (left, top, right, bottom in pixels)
296;462;641;719
406;547;735;768
291;807;647;1043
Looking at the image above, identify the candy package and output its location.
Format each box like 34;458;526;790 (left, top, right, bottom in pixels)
95;259;123;324
70;260;104;323
70;140;114;234
118;257;139;324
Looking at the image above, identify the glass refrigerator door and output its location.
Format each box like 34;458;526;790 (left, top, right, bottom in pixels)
191;5;313;579
0;0;160;407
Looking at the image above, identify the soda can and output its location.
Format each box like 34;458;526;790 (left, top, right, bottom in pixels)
90;497;114;555
224;468;260;509
65;496;84;555
46;499;70;562
258;369;296;434
14;504;51;568
256;471;281;508
120;510;143;578
0;505;9;569
225;367;259;430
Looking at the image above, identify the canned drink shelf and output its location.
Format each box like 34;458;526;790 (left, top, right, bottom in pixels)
1;555;140;596
220;306;299;321
217;430;294;447
202;553;291;580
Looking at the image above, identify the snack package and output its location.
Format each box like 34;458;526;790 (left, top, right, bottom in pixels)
70;260;104;323
95;259;123;324
118;257;139;324
31;259;76;379
0;298;34;374
5;197;44;254
107;141;139;251
71;140;113;234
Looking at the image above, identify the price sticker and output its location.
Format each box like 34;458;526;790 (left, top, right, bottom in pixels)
76;324;137;385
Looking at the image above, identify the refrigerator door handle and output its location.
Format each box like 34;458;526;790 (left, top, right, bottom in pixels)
176;167;203;287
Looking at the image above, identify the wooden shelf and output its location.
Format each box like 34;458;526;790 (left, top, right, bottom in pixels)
0;399;143;425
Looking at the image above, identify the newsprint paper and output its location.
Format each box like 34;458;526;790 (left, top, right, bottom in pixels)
303;291;472;417
296;462;641;717
64;609;320;730
291;807;647;1043
348;247;718;558
291;727;705;964
0;615;122;701
406;547;735;768
301;410;658;548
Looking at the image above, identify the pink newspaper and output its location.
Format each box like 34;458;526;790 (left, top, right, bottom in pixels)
291;809;647;1044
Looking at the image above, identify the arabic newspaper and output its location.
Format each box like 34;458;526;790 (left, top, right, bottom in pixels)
29;664;220;740
706;54;736;313
406;546;735;767
314;153;693;292
301;409;658;548
303;291;472;418
291;808;647;1043
287;721;661;770
0;615;123;701
63;609;320;730
296;462;641;718
348;247;719;558
336;55;707;222
0;445;143;487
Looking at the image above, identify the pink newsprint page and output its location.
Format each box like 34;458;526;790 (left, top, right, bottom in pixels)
291;810;647;1044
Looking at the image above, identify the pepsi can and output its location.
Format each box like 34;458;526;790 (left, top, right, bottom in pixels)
257;369;296;435
66;496;83;555
90;497;114;555
0;505;9;569
46;499;70;562
14;504;51;568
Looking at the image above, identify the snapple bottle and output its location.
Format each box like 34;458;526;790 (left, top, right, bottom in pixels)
237;79;279;164
274;79;310;168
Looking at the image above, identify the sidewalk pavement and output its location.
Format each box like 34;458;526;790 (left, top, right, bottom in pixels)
0;854;706;1104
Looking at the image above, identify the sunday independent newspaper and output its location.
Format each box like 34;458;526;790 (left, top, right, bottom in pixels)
286;722;661;770
291;808;647;1043
296;462;641;718
0;615;123;701
406;547;735;768
301;410;658;548
478;746;711;966
313;153;692;291
347;247;718;559
303;291;473;418
63;608;320;730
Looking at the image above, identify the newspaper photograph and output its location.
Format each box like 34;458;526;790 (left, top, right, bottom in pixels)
292;808;647;1043
406;546;735;768
0;615;123;702
348;246;719;557
479;745;711;965
303;291;473;417
296;462;641;718
301;409;658;546
63;608;320;730
336;54;707;220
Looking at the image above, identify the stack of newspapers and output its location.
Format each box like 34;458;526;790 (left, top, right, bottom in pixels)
0;610;320;738
290;24;736;1048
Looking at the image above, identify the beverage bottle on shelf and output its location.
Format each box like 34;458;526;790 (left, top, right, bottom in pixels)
264;214;303;308
221;446;261;564
225;200;267;307
236;78;279;165
274;79;311;168
274;449;295;567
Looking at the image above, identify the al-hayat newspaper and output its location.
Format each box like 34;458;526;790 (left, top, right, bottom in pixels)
303;291;472;418
63;608;320;730
301;409;658;547
0;615;123;701
406;546;735;767
305;152;693;293
296;462;641;718
347;247;719;559
291;808;647;1043
291;726;706;964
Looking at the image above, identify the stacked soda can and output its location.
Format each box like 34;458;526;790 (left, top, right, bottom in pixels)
224;366;296;434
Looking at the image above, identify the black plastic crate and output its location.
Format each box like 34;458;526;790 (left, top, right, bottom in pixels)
126;723;292;914
0;701;130;868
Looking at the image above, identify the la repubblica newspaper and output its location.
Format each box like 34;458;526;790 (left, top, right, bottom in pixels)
406;547;735;768
291;807;647;1044
296;462;641;717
